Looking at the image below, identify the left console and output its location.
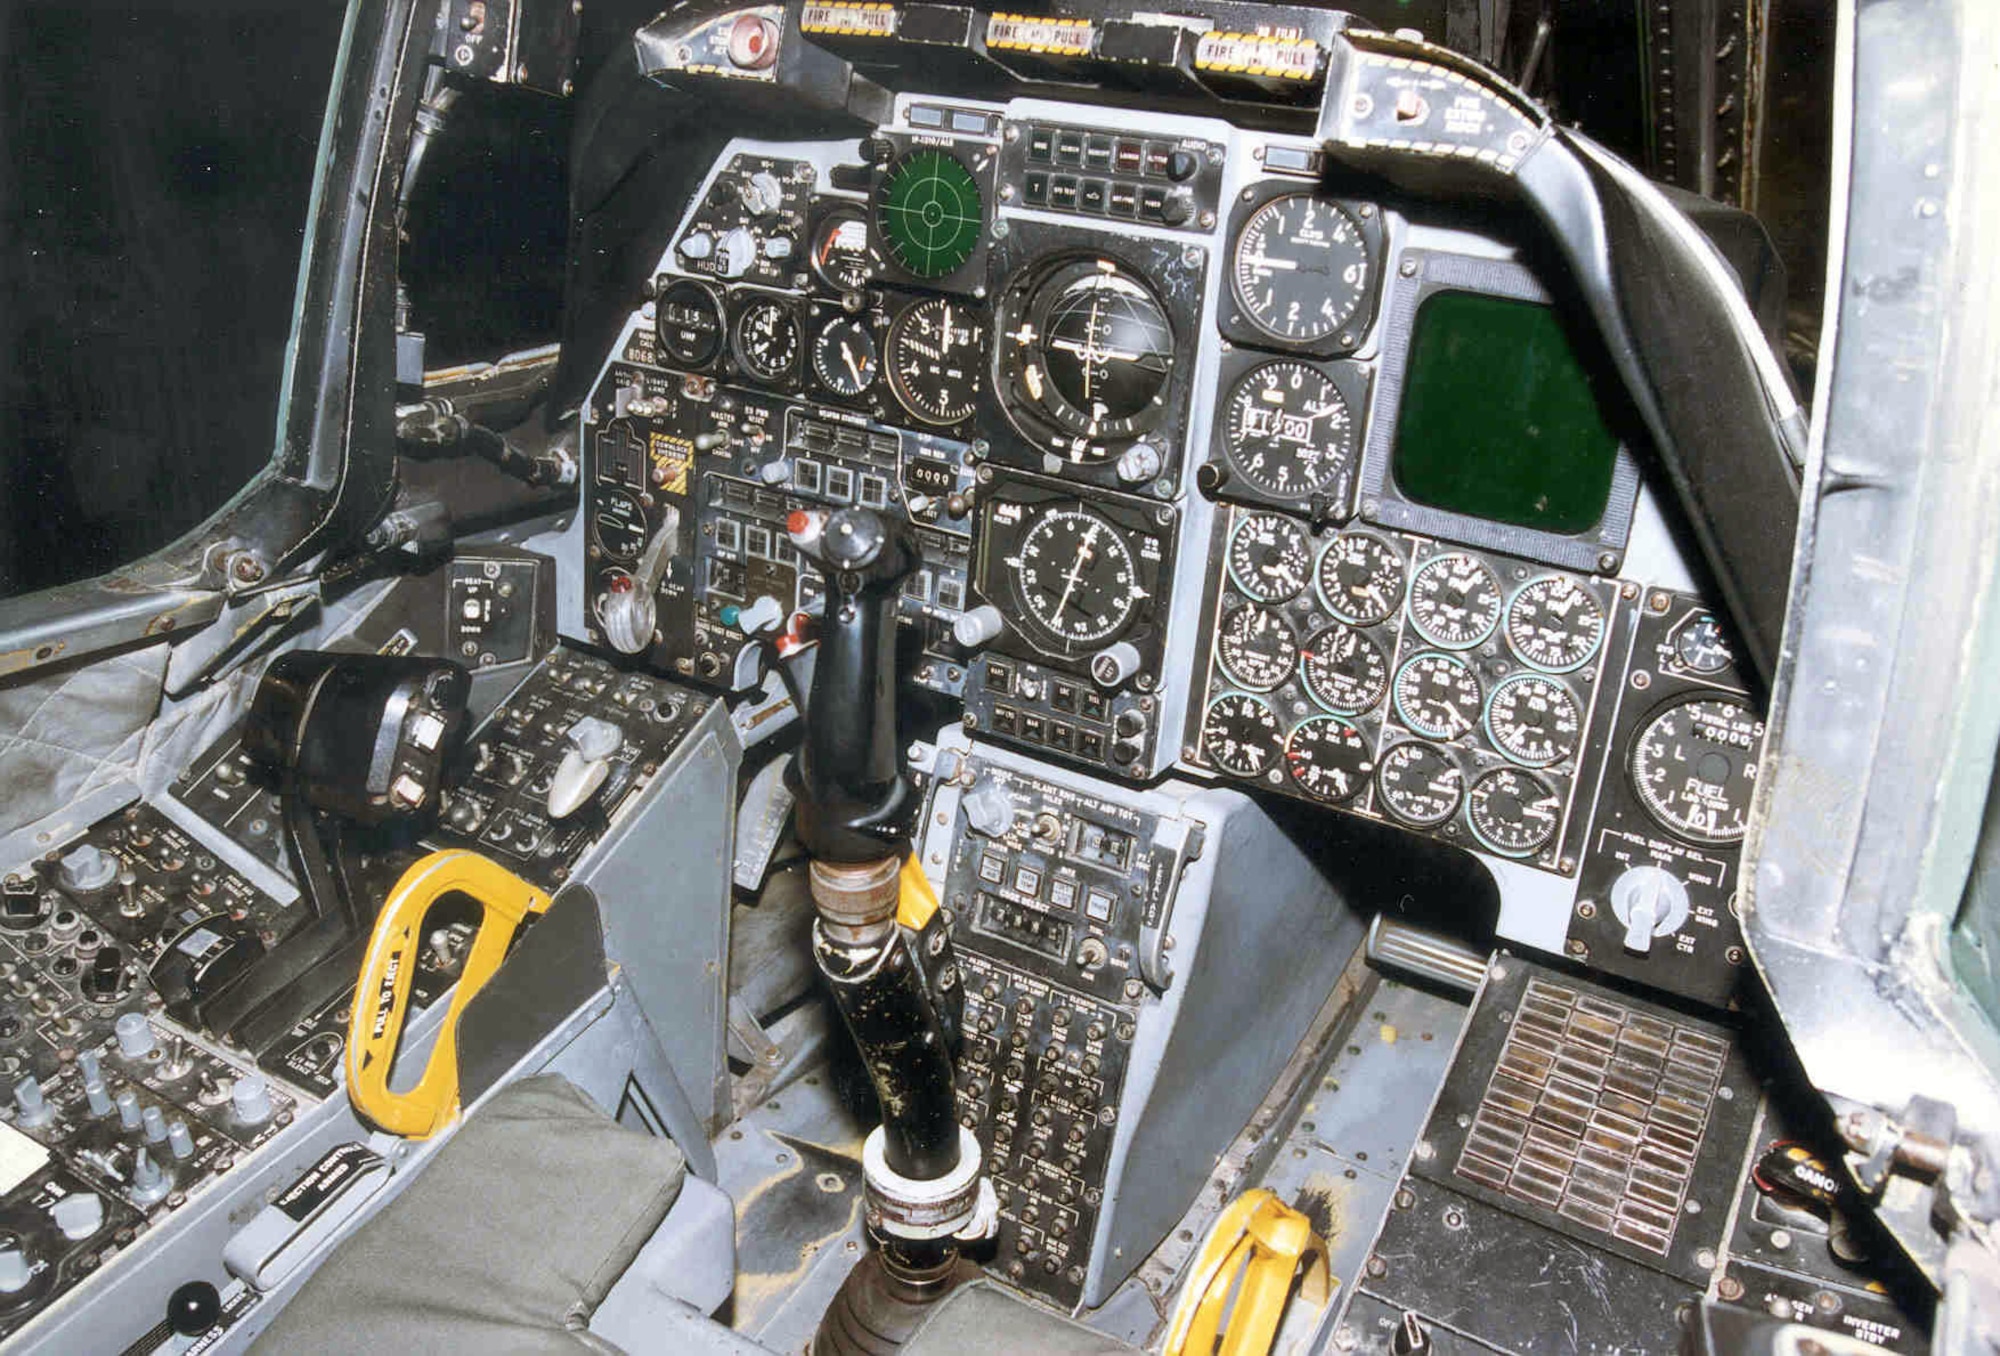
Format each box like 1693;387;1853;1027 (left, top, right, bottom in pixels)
0;555;732;1350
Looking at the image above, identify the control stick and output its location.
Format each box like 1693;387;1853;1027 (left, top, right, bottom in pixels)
783;507;993;1354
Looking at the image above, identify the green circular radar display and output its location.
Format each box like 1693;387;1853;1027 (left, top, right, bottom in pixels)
874;149;983;280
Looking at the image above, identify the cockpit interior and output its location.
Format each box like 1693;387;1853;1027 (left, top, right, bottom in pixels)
3;0;1997;1352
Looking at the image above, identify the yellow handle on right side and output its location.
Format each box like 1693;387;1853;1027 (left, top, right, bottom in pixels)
1163;1188;1334;1356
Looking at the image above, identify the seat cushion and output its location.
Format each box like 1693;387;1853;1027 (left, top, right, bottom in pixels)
252;1074;687;1355
902;1279;1143;1356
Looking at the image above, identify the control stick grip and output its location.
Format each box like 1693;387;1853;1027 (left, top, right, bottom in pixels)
786;508;918;863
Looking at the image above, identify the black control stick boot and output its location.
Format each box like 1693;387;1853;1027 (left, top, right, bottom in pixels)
784;508;993;1353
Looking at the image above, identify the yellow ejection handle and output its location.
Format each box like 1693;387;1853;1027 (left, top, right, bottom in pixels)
345;849;553;1139
1162;1188;1334;1356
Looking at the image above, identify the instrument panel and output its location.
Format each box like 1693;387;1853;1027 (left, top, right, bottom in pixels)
576;83;1770;1007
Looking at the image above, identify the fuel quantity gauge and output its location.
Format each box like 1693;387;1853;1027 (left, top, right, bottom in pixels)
1630;697;1763;844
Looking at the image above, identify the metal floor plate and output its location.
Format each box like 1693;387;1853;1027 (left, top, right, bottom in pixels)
714;1070;873;1352
1256;976;1470;1353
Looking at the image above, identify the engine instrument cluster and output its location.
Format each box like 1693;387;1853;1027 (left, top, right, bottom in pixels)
1192;508;1622;868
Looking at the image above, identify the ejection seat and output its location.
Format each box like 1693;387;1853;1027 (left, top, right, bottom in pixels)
245;1072;1143;1355
248;1074;745;1353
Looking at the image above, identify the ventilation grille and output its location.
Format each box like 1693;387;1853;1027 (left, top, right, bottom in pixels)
1454;977;1728;1256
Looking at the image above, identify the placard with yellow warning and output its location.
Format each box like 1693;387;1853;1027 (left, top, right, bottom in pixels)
650;433;694;496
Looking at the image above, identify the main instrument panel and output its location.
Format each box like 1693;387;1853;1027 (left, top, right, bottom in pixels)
577;78;1768;1010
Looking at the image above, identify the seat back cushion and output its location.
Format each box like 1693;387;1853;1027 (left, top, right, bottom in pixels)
250;1074;687;1355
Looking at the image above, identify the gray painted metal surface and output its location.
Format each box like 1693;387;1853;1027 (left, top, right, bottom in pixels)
577;696;743;1132
1748;0;2000;1156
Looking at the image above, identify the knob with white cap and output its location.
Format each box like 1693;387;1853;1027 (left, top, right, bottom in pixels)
84;1077;113;1119
741;170;786;216
51;1193;104;1241
1089;641;1142;689
1609;865;1692;956
142;1104;168;1144
231;1074;273;1126
115;1012;156;1060
547;717;625;820
961;778;1019;838
12;1077;51;1129
167;1120;195;1160
0;1244;31;1294
716;226;758;279
952;604;1005;649
1115;442;1162;485
116;1089;143;1131
131;1148;169;1205
58;843;118;894
736;594;786;636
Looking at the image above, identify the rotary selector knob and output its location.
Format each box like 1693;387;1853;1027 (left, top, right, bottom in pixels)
962;779;1019;838
131;1148;169;1205
231;1075;273;1126
952;605;1005;649
12;1076;51;1129
716;226;758;279
1090;642;1141;690
51;1192;103;1241
58;843;118;894
82;946;129;1001
1609;865;1692;956
115;1012;157;1059
0;1243;31;1294
677;230;714;262
1115;442;1162;486
742;171;786;217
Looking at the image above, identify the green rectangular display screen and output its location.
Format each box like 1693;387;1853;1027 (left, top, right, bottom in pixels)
1391;291;1623;536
